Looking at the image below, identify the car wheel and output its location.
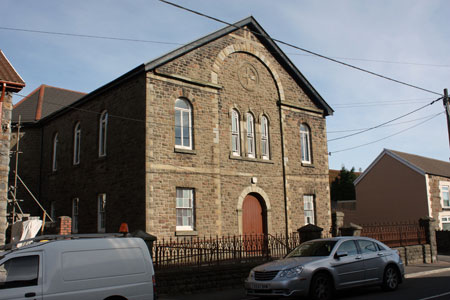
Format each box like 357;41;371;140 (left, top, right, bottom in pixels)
310;273;333;300
382;266;399;291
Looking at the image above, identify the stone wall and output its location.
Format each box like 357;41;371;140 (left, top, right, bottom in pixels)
146;25;330;238
394;244;432;265
427;174;450;229
0;92;12;245
38;73;147;234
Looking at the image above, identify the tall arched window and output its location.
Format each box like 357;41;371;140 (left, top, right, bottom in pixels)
300;124;312;164
246;113;255;158
73;122;81;165
52;133;58;171
231;109;240;156
99;111;108;157
175;98;192;149
261;116;269;159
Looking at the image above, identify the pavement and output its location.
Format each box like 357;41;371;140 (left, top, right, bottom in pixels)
404;254;450;278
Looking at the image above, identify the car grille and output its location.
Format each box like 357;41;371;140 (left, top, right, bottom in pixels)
255;270;279;281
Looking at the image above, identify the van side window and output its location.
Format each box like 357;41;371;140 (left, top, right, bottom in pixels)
0;255;39;289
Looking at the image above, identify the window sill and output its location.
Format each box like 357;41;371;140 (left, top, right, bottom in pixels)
302;162;315;168
229;153;274;164
174;148;196;155
442;207;450;211
175;230;198;236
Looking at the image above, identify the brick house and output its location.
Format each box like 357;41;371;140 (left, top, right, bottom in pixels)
12;17;333;238
0;49;25;244
354;149;450;229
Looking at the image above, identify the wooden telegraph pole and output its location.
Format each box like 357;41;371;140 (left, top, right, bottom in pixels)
444;89;450;158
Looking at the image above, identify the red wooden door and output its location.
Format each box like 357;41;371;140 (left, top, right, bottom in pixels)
243;194;263;235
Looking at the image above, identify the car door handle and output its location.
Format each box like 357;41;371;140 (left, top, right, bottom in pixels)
25;292;36;298
355;256;362;260
378;253;384;257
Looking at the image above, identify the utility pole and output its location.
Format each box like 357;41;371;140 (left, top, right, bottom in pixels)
444;89;450;158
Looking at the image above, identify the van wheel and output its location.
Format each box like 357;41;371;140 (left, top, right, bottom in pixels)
310;273;333;300
382;266;399;291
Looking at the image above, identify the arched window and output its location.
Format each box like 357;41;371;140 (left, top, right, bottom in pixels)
73;122;81;165
99;111;108;157
246;113;255;158
175;98;192;149
52;133;58;171
300;124;312;164
261;116;269;159
231;109;240;156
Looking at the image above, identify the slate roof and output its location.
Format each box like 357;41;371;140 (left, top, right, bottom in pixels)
40;16;333;123
389;149;450;178
0;50;25;92
13;85;85;123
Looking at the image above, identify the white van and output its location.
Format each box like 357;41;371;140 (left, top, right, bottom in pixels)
0;235;155;300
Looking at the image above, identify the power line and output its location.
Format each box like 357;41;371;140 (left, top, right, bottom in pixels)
287;53;450;68
327;112;443;133
329;112;444;154
0;26;183;46
328;97;442;142
157;0;443;97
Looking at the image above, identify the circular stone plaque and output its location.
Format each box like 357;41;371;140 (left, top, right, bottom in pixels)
238;63;259;91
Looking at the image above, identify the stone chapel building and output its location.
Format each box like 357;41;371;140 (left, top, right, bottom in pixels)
12;17;333;238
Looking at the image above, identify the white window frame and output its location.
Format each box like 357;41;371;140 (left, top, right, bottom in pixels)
99;110;108;157
52;133;58;171
73;122;81;165
304;195;315;225
231;109;240;156
300;124;312;164
176;188;194;231
97;194;106;233
440;182;450;208
72;198;79;233
174;98;192;150
442;216;450;231
246;113;255;158
261;116;269;160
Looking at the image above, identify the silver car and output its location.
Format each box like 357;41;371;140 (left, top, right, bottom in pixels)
245;236;404;300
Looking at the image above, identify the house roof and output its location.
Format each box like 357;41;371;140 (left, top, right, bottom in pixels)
39;16;333;124
144;16;333;116
0;50;25;92
354;149;450;185
13;84;85;123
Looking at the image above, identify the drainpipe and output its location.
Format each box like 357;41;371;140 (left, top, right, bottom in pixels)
0;83;6;123
277;100;289;250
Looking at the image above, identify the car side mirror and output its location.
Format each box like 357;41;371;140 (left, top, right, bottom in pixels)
335;251;348;259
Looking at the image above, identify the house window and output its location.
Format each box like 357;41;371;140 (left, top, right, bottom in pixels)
52;133;58;171
441;185;450;208
300;124;312;164
175;98;192;149
97;194;106;233
99;111;108;157
304;195;315;225
50;201;56;220
176;188;194;231
72;198;79;233
73;122;81;165
261;116;269;159
231;109;240;156
442;216;450;230
246;113;255;158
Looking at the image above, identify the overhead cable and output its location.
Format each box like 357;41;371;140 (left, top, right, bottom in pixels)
328;97;442;142
158;0;443;96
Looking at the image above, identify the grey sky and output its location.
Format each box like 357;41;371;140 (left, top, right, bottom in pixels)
2;0;449;170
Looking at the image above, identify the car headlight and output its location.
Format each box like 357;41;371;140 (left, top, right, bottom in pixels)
249;270;255;279
279;266;304;278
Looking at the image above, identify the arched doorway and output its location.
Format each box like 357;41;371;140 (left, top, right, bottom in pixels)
242;193;267;236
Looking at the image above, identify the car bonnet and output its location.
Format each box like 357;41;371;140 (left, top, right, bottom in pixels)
253;256;326;272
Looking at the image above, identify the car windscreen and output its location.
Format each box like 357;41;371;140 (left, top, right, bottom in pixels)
286;240;337;258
